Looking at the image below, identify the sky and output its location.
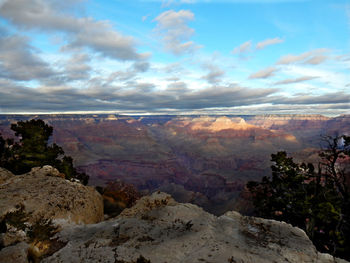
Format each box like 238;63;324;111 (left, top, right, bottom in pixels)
0;0;349;116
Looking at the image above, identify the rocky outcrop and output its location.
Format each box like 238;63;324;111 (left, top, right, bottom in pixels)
0;242;29;263
0;166;103;227
43;192;347;263
0;167;13;184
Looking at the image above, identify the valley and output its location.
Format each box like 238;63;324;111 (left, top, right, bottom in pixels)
1;114;349;215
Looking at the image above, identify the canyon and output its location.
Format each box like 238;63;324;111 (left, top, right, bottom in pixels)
0;114;349;215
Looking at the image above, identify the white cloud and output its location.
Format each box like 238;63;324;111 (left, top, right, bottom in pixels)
276;48;329;65
303;55;327;65
153;9;201;55
256;37;284;50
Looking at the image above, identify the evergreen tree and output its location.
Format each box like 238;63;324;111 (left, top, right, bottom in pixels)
247;135;350;260
0;119;89;185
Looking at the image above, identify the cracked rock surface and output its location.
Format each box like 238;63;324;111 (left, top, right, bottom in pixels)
44;192;348;263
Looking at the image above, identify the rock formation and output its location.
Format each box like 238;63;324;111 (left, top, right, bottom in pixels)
42;192;347;263
0;167;348;263
0;166;104;227
0;165;104;257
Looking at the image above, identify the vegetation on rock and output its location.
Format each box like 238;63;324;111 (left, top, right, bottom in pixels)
97;180;141;217
0;119;88;184
247;135;350;260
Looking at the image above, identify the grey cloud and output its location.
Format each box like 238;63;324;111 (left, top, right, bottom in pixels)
0;80;279;113
256;37;284;50
132;62;150;72
220;103;349;116
65;53;91;81
171;85;279;109
1;79;349;115
201;68;225;84
276;92;350;105
107;71;137;83
153;9;201;55
106;62;151;84
0;0;146;61
249;67;279;79
166;81;188;92
0;34;56;81
276;48;329;65
162;63;185;74
274;76;319;85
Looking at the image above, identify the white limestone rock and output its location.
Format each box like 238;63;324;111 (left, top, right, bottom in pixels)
44;192;348;263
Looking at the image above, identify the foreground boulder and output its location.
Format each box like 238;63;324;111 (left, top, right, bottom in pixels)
44;192;347;263
0;165;104;257
0;166;103;227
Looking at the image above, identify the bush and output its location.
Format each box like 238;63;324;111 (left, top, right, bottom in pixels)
98;180;141;217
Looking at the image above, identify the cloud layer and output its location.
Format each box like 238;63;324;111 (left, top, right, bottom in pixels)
0;0;348;115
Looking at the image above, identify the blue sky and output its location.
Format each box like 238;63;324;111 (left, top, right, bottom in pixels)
0;0;349;115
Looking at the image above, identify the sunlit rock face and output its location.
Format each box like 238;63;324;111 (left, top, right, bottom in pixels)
43;192;348;263
245;114;331;130
188;116;255;131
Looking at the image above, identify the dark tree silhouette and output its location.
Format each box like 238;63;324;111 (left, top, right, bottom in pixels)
0;119;89;185
247;135;350;260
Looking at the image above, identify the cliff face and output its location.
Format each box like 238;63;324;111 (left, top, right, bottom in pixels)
42;192;347;263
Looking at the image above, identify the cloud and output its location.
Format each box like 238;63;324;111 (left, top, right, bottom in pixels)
249;67;279;79
276;48;329;65
90;61;151;87
64;53;91;81
303;55;327;65
153;9;200;55
232;41;252;54
1;78;349;115
256;37;284;50
0;80;279;113
277;92;350;105
166;81;189;93
274;76;319;85
0;33;56;81
132;61;151;72
201;66;225;84
0;0;146;61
